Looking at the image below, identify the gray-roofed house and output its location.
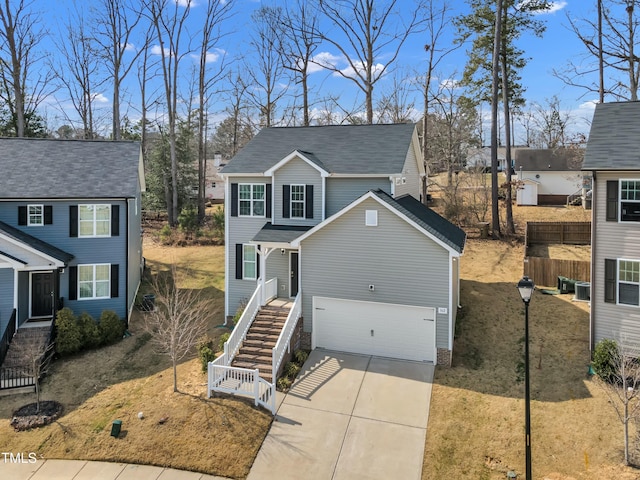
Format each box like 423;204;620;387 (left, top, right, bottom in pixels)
0;137;145;378
213;123;465;400
583;101;640;351
514;148;586;205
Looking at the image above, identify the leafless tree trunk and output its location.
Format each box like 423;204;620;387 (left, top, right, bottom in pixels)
91;0;143;140
490;0;503;238
598;0;605;103
56;6;103;139
143;0;192;226
377;69;417;124
0;0;51;137
13;333;54;413
596;338;640;466
500;2;514;235
196;0;232;222
315;0;424;124
246;7;289;128
143;263;215;392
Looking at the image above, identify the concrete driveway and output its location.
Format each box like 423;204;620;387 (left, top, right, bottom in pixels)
248;350;434;480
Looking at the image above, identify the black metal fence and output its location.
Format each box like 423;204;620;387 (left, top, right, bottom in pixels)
0;366;35;389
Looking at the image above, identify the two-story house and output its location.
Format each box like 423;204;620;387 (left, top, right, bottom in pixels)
583;101;640;350
0;138;145;348
220;123;465;373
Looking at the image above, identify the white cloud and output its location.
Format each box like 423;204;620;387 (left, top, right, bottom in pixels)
190;48;225;64
519;1;567;14
439;78;460;90
175;0;194;7
124;43;135;52
151;45;171;57
92;93;109;104
336;61;385;80
308;51;343;73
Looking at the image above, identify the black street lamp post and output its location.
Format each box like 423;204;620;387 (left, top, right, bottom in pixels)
517;276;535;480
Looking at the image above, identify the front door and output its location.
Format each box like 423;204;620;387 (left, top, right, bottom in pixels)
290;252;299;297
31;272;54;318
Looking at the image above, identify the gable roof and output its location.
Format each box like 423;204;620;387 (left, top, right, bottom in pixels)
583;101;640;170
0;220;74;264
292;189;466;255
514;148;584;172
221;123;417;175
0;137;143;199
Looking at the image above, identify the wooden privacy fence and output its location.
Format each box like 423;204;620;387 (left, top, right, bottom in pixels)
525;222;591;247
524;257;590;287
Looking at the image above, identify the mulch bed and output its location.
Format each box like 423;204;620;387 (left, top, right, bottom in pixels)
11;401;63;431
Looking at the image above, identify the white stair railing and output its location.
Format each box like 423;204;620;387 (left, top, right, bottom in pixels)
272;291;302;382
224;282;263;364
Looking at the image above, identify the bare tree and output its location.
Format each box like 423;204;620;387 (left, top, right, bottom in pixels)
143;0;193;226
0;0;52;137
280;0;321;126
246;6;289;128
55;5;104;139
376;69;418;124
13;333;54;414
144;263;215;392
530;95;572;148
195;0;233;222
91;0;144;140
314;0;425;124
595;338;640;466
559;0;640;101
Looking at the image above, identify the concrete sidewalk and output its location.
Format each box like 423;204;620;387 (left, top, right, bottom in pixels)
0;459;230;480
248;350;434;480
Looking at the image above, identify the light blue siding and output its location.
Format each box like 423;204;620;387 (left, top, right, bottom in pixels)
273;157;322;226
127;196;143;317
325;177;391;217
300;197;451;349
0;269;13;336
17;272;28;324
266;250;292;298
394;144;421;199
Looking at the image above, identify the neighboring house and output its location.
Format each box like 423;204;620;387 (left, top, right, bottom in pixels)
205;154;225;202
514;148;585;206
220;123;466;366
583;101;640;350
0;138;145;344
465;146;510;172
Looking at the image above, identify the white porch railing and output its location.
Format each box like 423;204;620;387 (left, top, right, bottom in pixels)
264;277;278;304
224;281;264;363
207;362;276;414
272;290;302;382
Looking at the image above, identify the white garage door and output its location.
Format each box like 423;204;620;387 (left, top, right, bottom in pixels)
313;297;436;363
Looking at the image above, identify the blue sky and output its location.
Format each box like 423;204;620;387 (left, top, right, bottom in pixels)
31;0;604;141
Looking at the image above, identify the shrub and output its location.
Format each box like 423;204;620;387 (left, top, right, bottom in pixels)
293;349;309;364
197;337;216;372
178;206;199;238
211;206;224;237
99;310;125;345
276;376;292;391
593;338;619;382
55;308;82;355
218;332;230;353
158;224;173;245
77;312;101;349
284;361;301;378
232;298;248;324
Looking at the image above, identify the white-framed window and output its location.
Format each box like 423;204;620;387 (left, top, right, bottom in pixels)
290;184;305;218
28;205;44;226
78;264;111;299
243;244;257;280
239;184;265;217
619;259;640;306
621;180;640;222
79;204;111;237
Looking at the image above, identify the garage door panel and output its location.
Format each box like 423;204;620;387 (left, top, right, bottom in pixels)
313;297;435;362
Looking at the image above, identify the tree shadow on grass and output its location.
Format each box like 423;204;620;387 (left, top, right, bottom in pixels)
436;279;592;402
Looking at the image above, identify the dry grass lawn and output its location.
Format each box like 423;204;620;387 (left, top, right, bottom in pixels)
0;241;272;479
422;203;639;479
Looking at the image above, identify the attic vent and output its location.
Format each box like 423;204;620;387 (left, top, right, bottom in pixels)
365;210;378;227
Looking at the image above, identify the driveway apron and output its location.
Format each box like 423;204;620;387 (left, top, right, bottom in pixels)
247;350;434;480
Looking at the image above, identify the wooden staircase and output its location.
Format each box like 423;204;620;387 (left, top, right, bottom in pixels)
2;326;50;369
231;304;289;382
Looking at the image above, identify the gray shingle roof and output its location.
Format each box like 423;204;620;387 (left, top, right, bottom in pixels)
373;190;466;254
0;137;142;198
221;123;416;175
253;223;312;243
514;148;584;171
0;221;74;263
583;101;640;170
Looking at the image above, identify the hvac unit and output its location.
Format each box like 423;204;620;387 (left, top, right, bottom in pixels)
574;281;591;301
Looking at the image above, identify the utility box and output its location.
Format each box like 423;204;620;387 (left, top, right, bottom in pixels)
111;420;122;438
